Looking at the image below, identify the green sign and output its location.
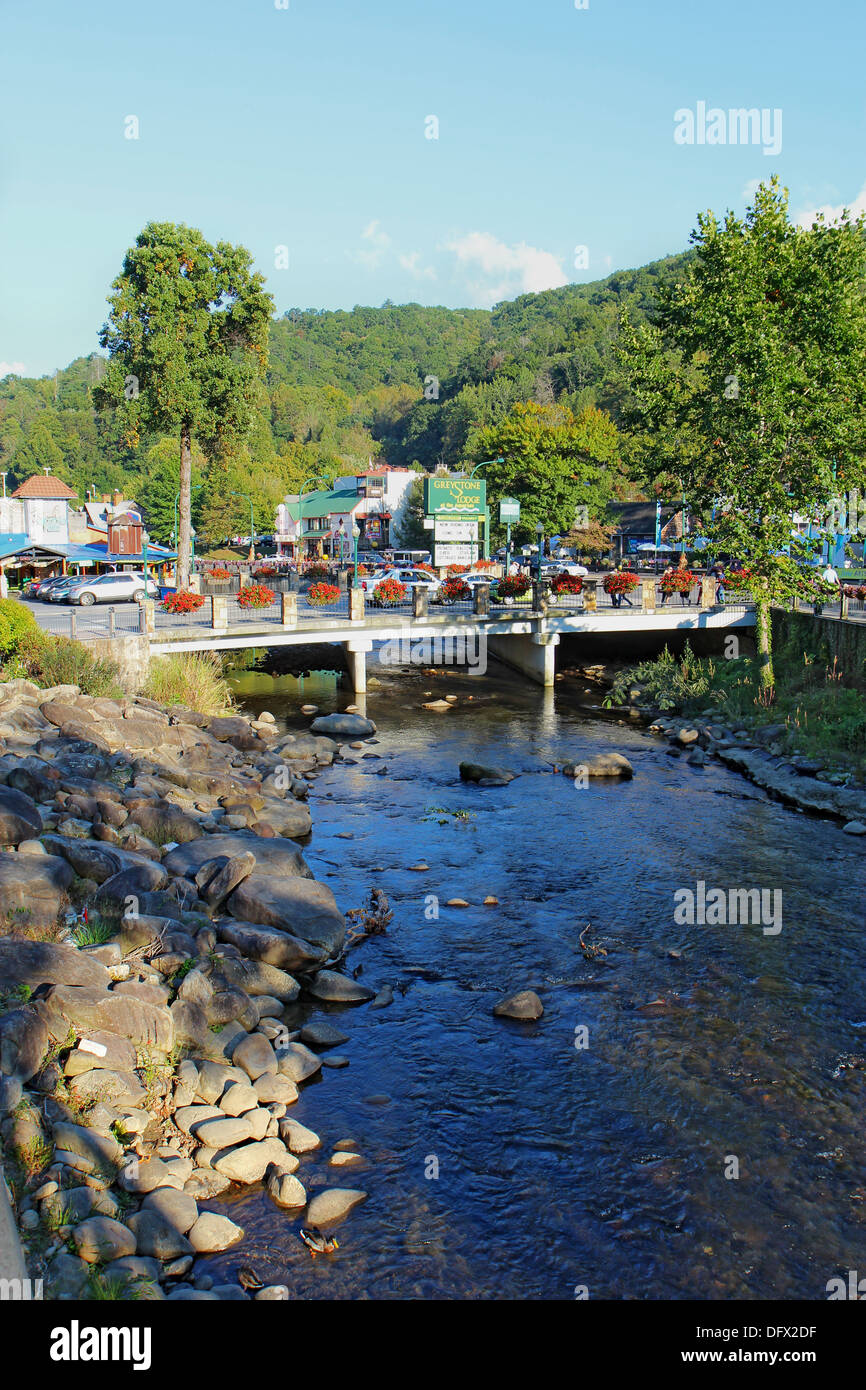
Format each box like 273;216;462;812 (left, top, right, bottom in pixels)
424;477;487;517
499;497;520;523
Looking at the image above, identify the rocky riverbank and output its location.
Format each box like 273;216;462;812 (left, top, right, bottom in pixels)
644;711;866;832
0;678;382;1300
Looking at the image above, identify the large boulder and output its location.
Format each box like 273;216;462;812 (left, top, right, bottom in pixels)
73;1216;136;1264
310;713;376;737
93;863;169;920
215;921;321;974
304;970;373;1004
0;853;74;928
214;956;300;1003
44;985;174;1051
196;852;256;908
227;877;345;961
0;785;42;844
493;989;544;1020
132;802;202;845
306;1188;367;1226
0;1006;48;1081
163;834;312;882
0;940;110;991
211;1137;289;1184
40;835;159;885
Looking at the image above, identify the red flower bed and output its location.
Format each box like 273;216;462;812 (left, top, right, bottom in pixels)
307;581;341;607
603;572;640;595
659;568;695;593
161;590;206;615
439;576;471;602
550;572;584;595
371;577;408;607
237;583;276;609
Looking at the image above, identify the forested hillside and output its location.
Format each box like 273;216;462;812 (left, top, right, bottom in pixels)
0;251;691;541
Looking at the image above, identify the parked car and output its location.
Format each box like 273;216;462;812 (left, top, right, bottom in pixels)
360;566;440;597
28;574;67;600
64;572;160;606
391;549;432;566
48;576;87;603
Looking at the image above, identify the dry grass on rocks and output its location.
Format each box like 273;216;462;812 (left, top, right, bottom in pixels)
143;652;235;716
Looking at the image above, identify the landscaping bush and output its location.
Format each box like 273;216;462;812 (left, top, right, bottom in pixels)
237;583;276;609
144;652;234;714
10;630;124;696
0;597;38;656
307;582;341;607
161;590;205;615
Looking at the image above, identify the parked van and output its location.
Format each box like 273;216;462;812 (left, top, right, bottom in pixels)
391;549;432;566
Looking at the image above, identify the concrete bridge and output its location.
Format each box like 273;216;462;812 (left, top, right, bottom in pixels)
80;578;756;692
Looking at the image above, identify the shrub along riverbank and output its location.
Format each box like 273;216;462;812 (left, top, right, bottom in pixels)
606;622;866;821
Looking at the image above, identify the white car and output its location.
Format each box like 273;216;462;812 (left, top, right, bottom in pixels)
65;572;160;606
360;566;440;597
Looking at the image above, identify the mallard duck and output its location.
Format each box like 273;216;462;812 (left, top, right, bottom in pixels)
299;1226;339;1256
237;1265;264;1291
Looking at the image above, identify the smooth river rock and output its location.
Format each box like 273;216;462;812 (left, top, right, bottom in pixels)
305;1188;367;1226
493;989;544;1020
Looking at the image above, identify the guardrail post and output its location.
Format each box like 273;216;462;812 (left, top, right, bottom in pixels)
349;586;365;622
69;607;77;639
281;591;298;628
473;583;490;617
413;586;428;618
108;606;116;637
141;599;156;634
641;580;657;613
700;577;716;609
212;594;228;630
583;579;598;613
840;590;849;620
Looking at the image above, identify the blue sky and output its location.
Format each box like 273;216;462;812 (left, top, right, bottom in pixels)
2;0;864;377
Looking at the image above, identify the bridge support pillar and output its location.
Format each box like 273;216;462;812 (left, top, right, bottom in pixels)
487;631;560;687
343;638;374;693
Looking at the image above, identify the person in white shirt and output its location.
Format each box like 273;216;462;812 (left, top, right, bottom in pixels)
822;563;839;586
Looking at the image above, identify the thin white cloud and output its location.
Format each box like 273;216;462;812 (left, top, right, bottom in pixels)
741;177;763;203
795;180;866;228
0;361;25;378
352;220;392;270
399;251;436;281
445;231;568;305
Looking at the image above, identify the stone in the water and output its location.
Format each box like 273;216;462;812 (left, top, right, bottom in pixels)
310;713;376;737
493;990;544;1021
446;898;469;907
483;895;499;905
299;1021;349;1048
278;1118;321;1153
188;1212;244;1252
322;1054;349;1068
563;753;634;779
305;970;374;1003
306;1188;367;1226
266;1169;307;1209
842;821;866;835
370;985;393;1010
459;761;515;786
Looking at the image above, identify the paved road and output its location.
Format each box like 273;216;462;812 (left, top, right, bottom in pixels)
18;594;145;638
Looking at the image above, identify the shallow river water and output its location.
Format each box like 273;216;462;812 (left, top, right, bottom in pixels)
200;658;865;1300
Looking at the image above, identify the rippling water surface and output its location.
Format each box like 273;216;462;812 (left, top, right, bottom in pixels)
200;659;865;1300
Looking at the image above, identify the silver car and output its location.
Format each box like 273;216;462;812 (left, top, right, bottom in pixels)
65;572;159;606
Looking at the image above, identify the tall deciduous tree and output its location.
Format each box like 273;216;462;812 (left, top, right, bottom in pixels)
472;401;621;543
94;222;273;587
617;179;866;689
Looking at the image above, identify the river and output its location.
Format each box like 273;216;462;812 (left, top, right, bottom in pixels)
198;654;865;1300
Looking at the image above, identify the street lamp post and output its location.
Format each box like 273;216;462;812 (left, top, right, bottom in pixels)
536;522;544;583
142;528;149;595
230;492;256;563
351;523;360;587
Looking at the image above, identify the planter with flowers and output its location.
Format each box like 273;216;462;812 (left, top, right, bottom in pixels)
446;564;470;577
162;590;206;616
307;582;341;608
237;583;276;610
437;576;471;604
659;568;695;597
550;572;584;596
493;574;531;605
371;577;408;607
603;572;640;597
305;562;331;582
